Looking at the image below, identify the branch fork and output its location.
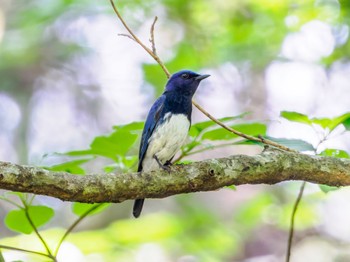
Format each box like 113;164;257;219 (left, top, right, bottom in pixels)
109;0;297;153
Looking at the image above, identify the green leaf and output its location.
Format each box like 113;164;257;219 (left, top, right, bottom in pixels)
312;113;350;130
0;250;5;262
265;137;314;151
235;137;314;151
64;122;143;160
63;149;94;157
122;155;139;169
4;206;54;234
72;203;110;216
46;159;90;175
112;121;144;132
176;160;194;165
310;118;332;129
281;111;350;131
325;112;350;131
5;192;25;199
143;64;168;96
201;123;266;141
320;149;349;159
189;113;250;137
92;136;132;158
319;184;340;194
89;122;143;159
343;117;350;131
226;185;236;190
182;140;201;153
102;156;138;173
280;111;312;125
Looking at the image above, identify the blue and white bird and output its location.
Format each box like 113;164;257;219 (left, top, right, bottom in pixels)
133;70;210;218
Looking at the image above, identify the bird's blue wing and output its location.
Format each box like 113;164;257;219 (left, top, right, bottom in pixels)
138;95;166;171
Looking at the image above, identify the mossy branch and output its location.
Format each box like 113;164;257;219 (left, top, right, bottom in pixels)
0;150;349;203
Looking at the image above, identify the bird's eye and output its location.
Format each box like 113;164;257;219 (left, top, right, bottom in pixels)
181;73;190;79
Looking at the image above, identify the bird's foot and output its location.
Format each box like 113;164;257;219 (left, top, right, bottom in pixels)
164;160;172;166
154;155;171;172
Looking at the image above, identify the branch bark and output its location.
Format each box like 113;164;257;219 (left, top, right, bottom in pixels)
0;150;349;203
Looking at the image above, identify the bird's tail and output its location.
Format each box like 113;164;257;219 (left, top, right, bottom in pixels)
133;199;144;218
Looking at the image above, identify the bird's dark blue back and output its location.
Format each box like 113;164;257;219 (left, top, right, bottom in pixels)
137;95;165;172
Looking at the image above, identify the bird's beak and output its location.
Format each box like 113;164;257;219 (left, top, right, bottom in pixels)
195;74;210;81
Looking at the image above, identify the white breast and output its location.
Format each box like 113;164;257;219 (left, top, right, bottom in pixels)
142;113;190;172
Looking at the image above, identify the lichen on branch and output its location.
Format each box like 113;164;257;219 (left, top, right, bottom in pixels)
0;150;349;203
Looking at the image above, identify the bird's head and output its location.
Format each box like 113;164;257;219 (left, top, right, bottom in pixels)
165;70;210;96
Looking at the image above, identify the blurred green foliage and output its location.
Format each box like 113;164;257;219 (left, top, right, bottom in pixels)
72;203;110;216
281;111;350;195
4;205;54;235
281;111;350;131
1;0;350;261
2;109;348;260
144;0;350;94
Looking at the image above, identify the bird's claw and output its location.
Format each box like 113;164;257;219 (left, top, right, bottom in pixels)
161;164;171;172
154;155;172;172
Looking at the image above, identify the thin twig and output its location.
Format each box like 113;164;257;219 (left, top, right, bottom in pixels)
285;181;306;262
285;130;331;261
109;0;170;78
0;245;52;259
186;143;235;156
174;142;236;163
54;204;102;256
0;196;22;209
109;0;297;153
0;196;55;261
193;101;297;152
28;194;36;206
150;16;158;54
118;33;136;42
24;210;56;261
20;200;56;261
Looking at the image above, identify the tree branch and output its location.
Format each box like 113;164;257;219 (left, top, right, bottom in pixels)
109;0;297;153
0;150;349;203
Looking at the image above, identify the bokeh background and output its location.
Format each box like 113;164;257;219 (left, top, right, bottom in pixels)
0;0;350;261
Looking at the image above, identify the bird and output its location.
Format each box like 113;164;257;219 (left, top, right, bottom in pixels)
133;70;210;218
